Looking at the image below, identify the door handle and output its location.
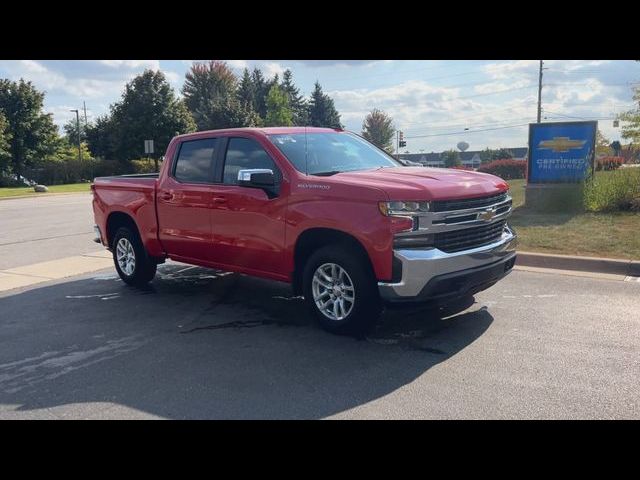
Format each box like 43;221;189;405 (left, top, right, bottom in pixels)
160;192;173;201
212;196;227;204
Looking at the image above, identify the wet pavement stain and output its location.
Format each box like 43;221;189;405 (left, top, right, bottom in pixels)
87;262;483;354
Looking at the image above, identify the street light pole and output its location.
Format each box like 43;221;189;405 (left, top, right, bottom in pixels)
70;109;82;163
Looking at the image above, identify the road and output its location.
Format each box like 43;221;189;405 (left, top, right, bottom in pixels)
1;263;638;419
0;194;96;270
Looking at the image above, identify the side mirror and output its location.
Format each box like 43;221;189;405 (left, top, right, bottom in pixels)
237;169;279;198
238;169;276;187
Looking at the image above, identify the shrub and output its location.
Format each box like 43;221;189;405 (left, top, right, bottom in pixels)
131;158;161;174
584;169;640;212
477;159;526;180
596;156;624;171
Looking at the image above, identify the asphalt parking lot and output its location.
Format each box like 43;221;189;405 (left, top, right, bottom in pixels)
0;194;639;419
0;262;638;419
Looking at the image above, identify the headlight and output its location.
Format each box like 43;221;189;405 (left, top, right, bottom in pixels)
378;201;430;216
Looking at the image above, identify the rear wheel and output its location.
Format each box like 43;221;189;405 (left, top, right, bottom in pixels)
303;245;381;336
112;227;157;286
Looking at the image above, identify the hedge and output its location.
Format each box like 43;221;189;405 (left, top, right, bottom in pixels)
477;159;526;180
595;156;624;171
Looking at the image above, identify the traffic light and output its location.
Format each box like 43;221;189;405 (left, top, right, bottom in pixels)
399;131;406;148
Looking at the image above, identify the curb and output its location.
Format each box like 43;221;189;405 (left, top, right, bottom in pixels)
0;191;91;201
516;251;640;277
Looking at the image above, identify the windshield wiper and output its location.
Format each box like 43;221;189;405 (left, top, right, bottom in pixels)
311;171;342;176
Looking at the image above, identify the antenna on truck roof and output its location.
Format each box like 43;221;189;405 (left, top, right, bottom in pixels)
305;125;308;176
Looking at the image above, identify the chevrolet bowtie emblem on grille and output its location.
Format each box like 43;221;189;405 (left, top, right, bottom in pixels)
479;208;496;221
537;136;586;152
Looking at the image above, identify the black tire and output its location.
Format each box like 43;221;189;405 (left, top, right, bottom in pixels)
302;244;382;336
112;226;157;287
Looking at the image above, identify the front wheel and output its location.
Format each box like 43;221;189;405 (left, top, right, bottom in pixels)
302;245;382;336
112;227;157;287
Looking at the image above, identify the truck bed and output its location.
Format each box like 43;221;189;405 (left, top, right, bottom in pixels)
92;175;160;254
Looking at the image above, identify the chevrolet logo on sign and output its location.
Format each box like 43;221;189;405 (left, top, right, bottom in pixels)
479;209;496;221
538;136;586;153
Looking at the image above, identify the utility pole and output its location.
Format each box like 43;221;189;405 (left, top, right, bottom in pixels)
396;130;399;156
83;101;88;125
70;109;82;163
537;60;544;123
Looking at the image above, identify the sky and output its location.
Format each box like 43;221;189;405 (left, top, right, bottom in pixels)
0;59;638;153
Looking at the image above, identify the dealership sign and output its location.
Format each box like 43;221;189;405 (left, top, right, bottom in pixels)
527;121;597;183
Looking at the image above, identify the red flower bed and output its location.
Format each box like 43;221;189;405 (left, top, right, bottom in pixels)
477;159;526;180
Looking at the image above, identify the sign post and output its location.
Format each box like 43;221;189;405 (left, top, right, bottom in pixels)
144;140;156;172
525;121;597;210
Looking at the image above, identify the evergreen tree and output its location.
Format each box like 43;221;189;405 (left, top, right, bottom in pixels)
264;84;293;127
237;68;256;110
251;67;268;118
308;81;342;129
281;69;308;125
0;79;58;180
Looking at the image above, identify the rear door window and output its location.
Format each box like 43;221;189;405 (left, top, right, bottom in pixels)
173;138;218;183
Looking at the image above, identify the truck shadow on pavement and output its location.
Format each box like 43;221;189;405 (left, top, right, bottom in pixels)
0;263;493;419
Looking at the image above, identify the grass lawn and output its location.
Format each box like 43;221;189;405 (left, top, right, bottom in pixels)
507;178;640;260
0;182;91;198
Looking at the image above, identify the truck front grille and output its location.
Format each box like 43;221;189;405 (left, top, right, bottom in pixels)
434;220;507;253
432;192;508;212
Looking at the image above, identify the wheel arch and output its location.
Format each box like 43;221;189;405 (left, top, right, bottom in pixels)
106;211;140;249
292;227;374;296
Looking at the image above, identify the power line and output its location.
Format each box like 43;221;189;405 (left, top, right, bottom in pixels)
405;123;530;139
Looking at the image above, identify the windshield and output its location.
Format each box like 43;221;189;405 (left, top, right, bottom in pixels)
267;132;400;175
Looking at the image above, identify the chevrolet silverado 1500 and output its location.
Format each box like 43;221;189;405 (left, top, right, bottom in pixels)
92;127;517;334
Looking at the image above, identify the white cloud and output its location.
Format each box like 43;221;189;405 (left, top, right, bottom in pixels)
99;60;160;70
227;60;249;70
163;70;181;84
483;60;539;80
262;62;285;79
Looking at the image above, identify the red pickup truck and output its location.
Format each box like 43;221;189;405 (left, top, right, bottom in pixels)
92;127;516;334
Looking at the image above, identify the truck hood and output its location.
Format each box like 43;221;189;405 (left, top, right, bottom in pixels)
328;167;509;201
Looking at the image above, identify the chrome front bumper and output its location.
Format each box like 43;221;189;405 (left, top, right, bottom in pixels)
378;226;517;302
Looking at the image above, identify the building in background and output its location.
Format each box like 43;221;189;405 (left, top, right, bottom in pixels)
398;147;529;169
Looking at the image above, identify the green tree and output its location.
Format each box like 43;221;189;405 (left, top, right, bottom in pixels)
442;149;461;168
0;112;11;174
63;118;87;144
281;69;308;125
109;69;196;166
361;108;395;152
264;84;293;127
618;85;640;143
0;78;58;180
85;115;118;160
596;129;611;156
308;81;342;129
